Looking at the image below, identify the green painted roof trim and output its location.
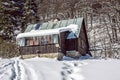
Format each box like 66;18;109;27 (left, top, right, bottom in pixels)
25;17;84;37
25;24;37;32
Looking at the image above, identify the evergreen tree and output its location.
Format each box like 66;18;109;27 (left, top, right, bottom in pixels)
0;0;13;40
24;0;39;24
0;0;39;40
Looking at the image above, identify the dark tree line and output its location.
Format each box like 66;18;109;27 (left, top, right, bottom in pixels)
0;0;38;40
0;0;120;39
0;0;120;58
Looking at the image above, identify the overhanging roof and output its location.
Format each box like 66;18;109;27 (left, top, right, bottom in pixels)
17;17;84;39
40;18;83;37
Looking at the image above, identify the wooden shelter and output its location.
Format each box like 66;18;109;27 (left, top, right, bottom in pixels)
16;17;91;60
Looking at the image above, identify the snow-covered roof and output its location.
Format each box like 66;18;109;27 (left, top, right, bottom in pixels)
16;17;84;40
16;24;78;39
25;18;83;34
16;29;59;39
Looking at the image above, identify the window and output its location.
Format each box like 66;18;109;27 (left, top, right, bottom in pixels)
78;38;81;47
23;34;59;46
53;34;58;43
48;35;52;44
40;36;46;45
25;38;34;46
33;37;39;45
38;35;58;45
81;40;85;48
29;39;34;46
18;38;25;46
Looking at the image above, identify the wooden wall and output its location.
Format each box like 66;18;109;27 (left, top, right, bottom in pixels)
19;44;58;55
78;23;89;55
65;39;78;51
59;31;67;54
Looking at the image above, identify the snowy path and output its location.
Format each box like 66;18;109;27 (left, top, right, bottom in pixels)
61;61;86;80
0;59;16;80
0;57;86;80
20;61;38;80
0;57;120;80
23;58;62;80
0;58;39;80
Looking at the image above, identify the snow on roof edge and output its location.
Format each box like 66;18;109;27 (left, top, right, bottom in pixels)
16;24;78;40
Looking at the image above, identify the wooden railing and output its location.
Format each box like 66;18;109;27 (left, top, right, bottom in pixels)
19;44;59;55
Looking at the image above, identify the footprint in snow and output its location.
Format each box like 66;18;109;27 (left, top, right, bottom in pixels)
61;61;86;80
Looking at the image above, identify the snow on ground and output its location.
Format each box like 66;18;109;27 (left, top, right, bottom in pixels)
82;59;120;80
0;56;120;80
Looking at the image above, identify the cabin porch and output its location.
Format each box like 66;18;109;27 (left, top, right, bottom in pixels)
19;44;59;55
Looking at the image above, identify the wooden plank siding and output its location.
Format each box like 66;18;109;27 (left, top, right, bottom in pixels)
77;38;86;55
19;44;58;55
59;31;67;54
65;39;78;51
77;22;89;55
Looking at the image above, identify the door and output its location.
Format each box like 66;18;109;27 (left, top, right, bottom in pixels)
59;31;69;55
65;38;77;51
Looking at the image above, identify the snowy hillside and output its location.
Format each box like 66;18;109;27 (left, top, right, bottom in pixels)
0;56;120;80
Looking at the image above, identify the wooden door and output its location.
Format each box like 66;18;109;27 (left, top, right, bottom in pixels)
59;31;70;55
65;39;77;51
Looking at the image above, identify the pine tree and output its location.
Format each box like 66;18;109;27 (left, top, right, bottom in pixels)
24;0;39;24
0;0;13;40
